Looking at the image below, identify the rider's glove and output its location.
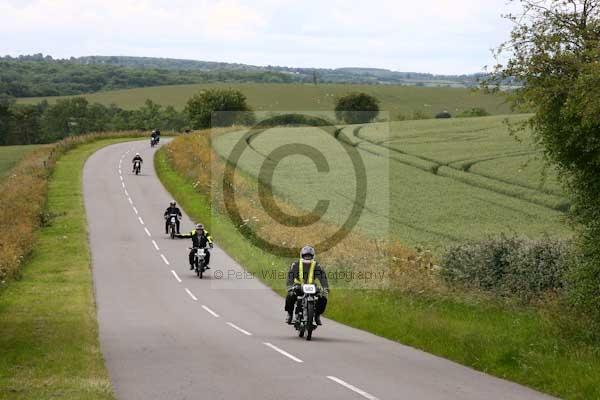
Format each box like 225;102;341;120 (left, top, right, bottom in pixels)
322;288;329;297
209;243;214;249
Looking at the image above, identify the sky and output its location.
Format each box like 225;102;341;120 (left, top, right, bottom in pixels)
0;0;517;75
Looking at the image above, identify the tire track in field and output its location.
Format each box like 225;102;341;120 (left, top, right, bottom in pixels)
350;126;568;212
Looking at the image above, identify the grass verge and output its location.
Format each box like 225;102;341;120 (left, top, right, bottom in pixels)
0;139;134;400
156;146;600;400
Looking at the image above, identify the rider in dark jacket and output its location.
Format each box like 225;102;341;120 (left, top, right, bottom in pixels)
177;224;213;269
163;201;182;234
285;245;329;326
132;153;143;172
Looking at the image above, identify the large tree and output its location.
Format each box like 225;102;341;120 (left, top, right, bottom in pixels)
184;89;251;129
334;92;380;124
492;0;600;319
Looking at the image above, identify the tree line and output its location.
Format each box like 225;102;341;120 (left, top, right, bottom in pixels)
0;58;296;98
0;90;389;145
0;98;187;145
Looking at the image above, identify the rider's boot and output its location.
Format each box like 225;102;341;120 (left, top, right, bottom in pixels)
285;312;293;325
189;263;194;270
315;314;322;326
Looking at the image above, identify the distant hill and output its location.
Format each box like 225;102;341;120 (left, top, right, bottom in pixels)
72;55;483;87
0;53;486;98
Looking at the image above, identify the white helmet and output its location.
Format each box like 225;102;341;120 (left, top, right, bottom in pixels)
300;245;315;260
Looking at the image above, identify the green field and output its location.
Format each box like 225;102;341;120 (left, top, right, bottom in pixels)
0;145;43;175
17;83;513;117
158;143;599;400
212;115;571;253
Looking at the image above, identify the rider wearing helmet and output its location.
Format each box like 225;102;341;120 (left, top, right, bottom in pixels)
131;153;143;172
177;223;214;270
285;245;329;325
163;201;182;234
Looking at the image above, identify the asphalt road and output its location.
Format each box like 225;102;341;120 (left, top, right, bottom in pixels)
83;140;556;400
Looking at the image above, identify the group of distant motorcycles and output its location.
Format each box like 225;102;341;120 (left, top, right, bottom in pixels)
133;129;325;340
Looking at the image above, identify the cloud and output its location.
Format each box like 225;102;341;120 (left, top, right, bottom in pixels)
0;0;513;74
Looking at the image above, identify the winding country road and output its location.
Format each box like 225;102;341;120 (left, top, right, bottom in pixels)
83;140;556;400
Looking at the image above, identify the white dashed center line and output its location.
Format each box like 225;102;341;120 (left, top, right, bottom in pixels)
227;322;252;336
138;217;144;225
263;342;303;363
201;305;220;318
144;227;151;237
185;288;198;301
326;376;379;400
152;240;159;251
133;206;138;214
160;254;170;265
127;197;133;205
171;270;182;283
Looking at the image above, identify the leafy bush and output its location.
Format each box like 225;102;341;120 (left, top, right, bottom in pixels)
457;107;490;118
255;113;334;127
185;89;252;129
441;235;574;301
334;92;380;124
394;110;431;121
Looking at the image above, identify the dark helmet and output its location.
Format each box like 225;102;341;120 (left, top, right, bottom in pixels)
300;245;315;260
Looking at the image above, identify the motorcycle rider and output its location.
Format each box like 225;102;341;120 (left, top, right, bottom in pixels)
285;245;329;326
177;223;213;270
163;201;182;234
151;130;158;146
131;153;143;173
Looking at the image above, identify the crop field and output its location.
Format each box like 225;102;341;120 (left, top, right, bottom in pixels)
0;145;43;176
211;115;571;253
17;83;513;117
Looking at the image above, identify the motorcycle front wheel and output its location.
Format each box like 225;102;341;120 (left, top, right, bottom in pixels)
306;302;315;341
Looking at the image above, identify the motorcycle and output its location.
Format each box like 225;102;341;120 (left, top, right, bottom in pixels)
191;246;208;279
167;214;179;239
293;284;321;341
151;137;157;147
133;160;141;175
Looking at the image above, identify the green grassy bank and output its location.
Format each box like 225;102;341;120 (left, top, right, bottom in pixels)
0;139;133;400
156;146;600;400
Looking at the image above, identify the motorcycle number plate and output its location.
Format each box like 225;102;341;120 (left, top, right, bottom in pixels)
302;284;316;294
198;249;205;256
